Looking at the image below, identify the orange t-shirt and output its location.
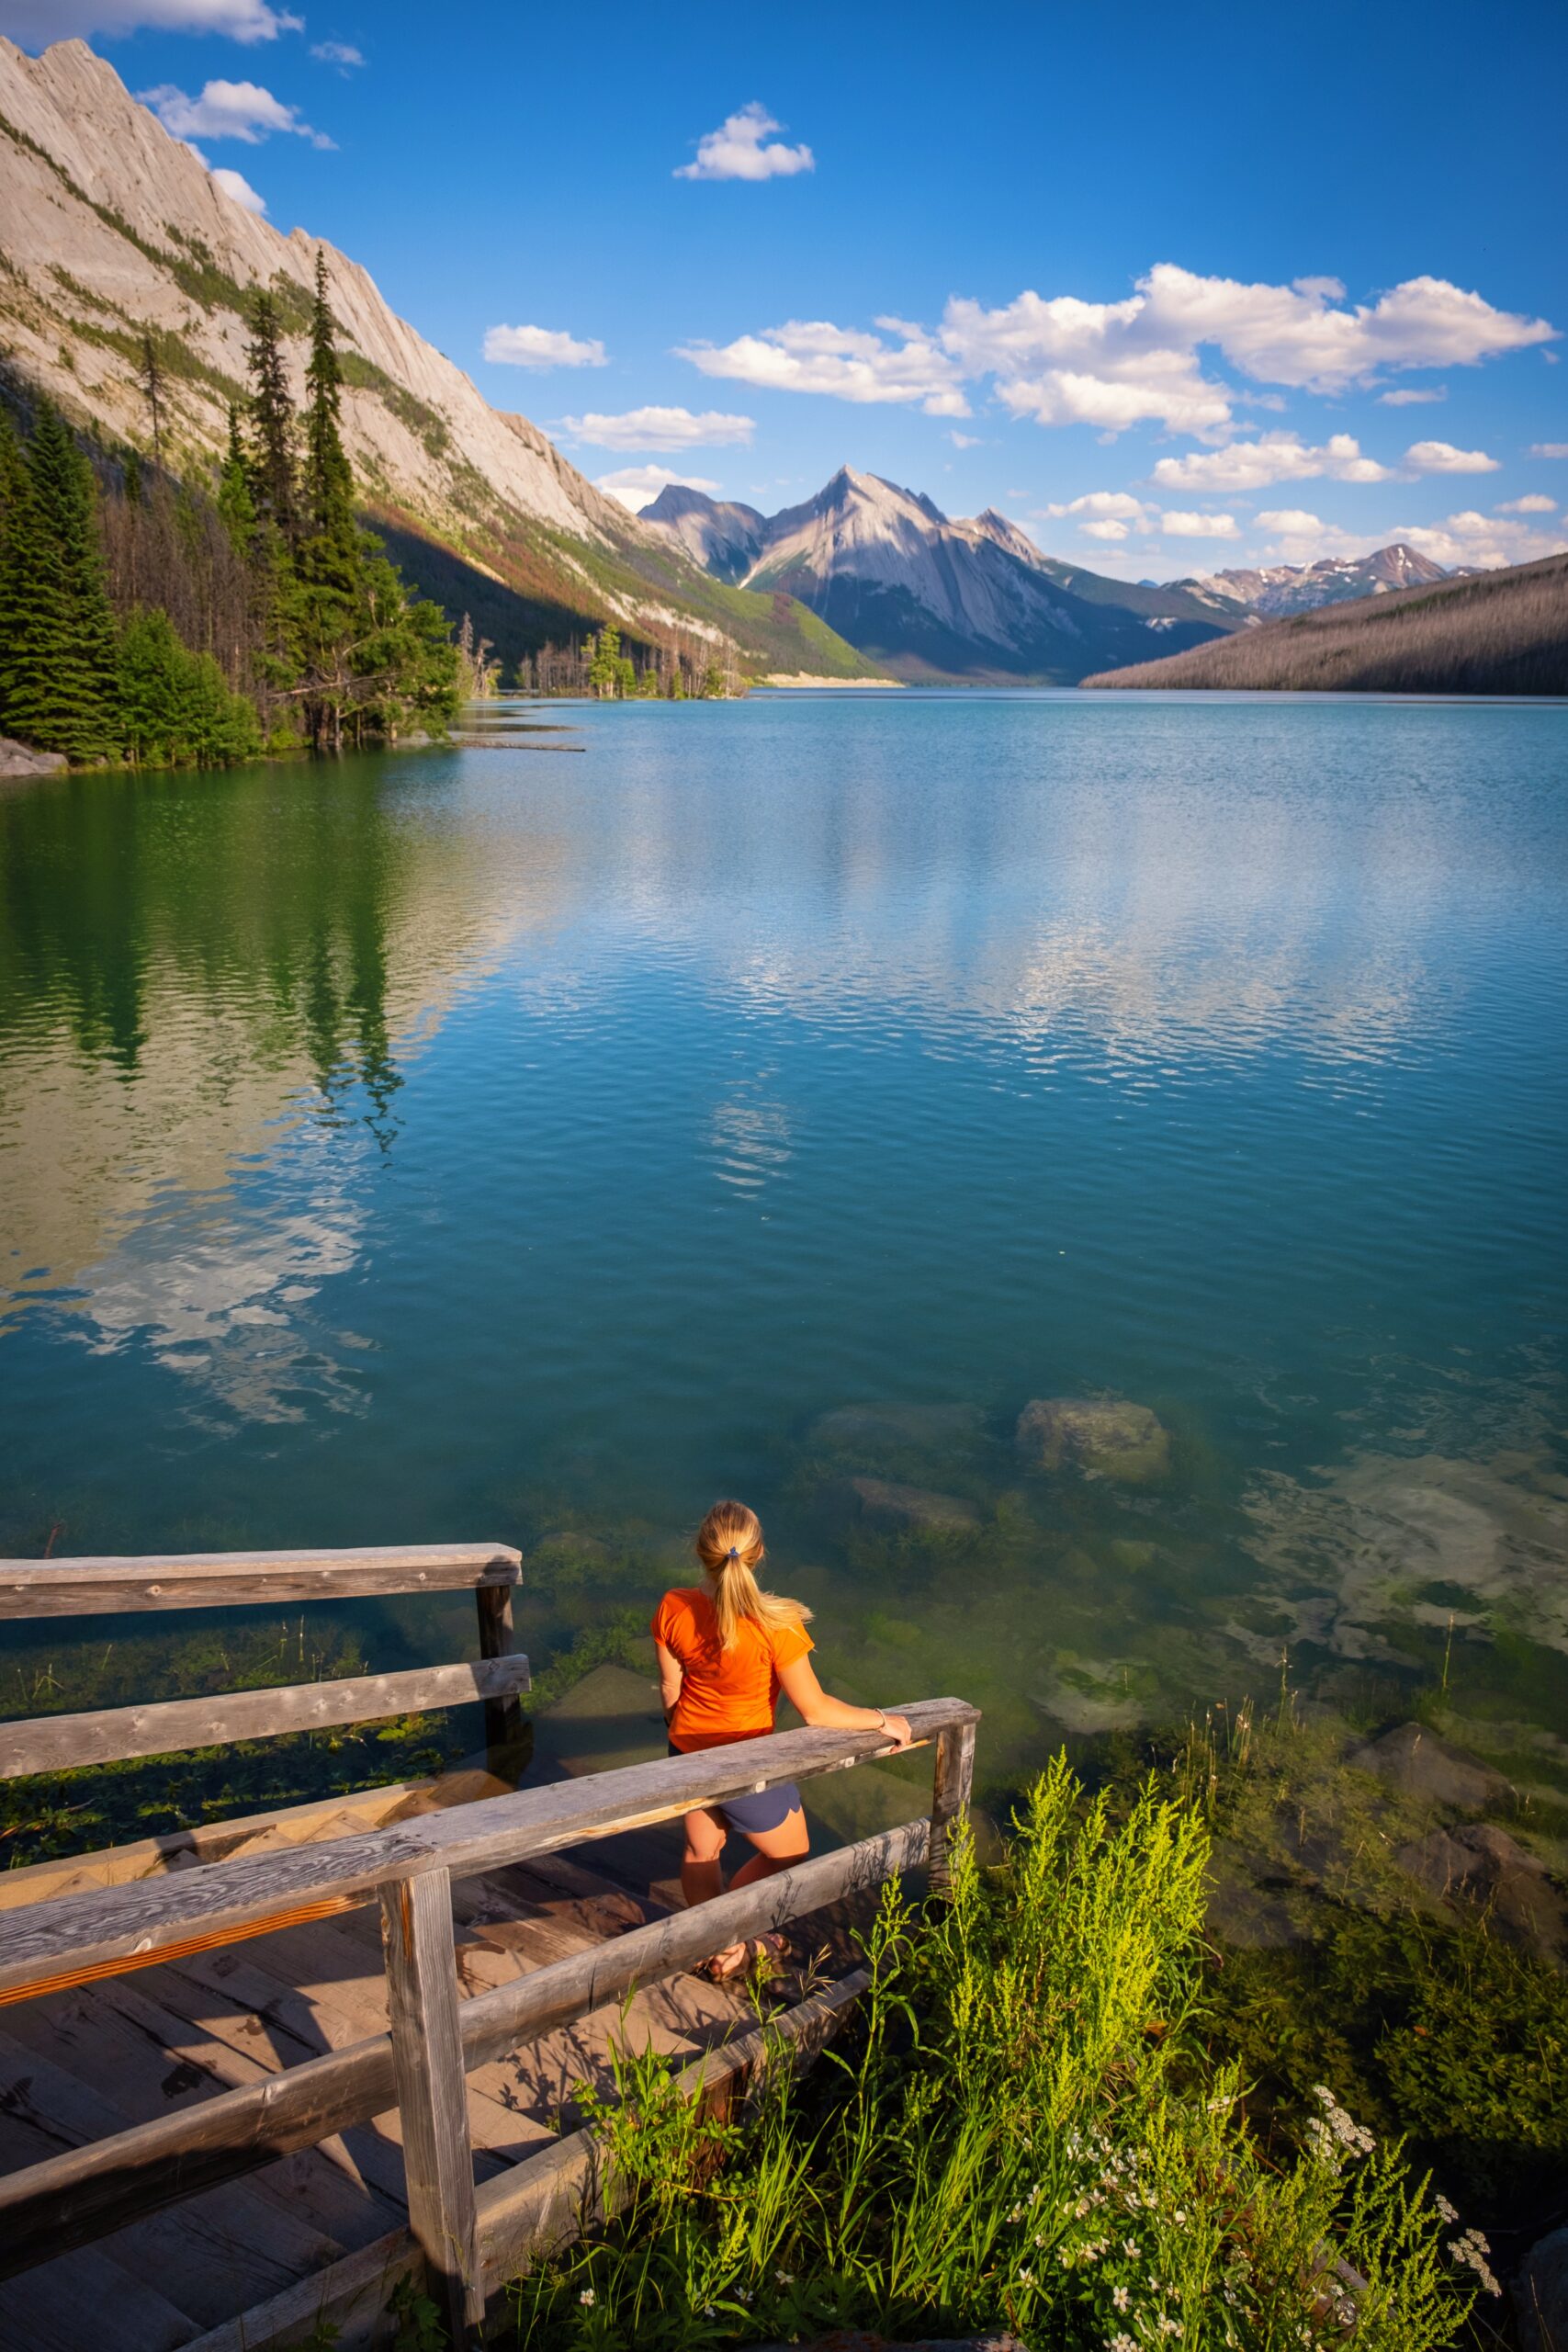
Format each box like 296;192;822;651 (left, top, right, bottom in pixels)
651;1587;814;1751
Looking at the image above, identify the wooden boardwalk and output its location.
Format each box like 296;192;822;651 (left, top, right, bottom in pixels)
0;1822;741;2349
0;1545;977;2349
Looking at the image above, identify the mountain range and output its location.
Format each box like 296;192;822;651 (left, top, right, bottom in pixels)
0;36;880;683
641;470;1246;684
1086;552;1568;697
1180;543;1450;618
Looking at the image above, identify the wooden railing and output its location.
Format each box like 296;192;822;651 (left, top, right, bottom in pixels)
0;1544;977;2348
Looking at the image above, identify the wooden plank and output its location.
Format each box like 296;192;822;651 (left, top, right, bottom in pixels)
0;1819;927;2276
0;1657;531;1779
475;1580;523;1752
928;1716;977;1904
0;1543;521;1620
179;1967;870;2352
0;2241;201;2352
0;1699;976;1996
378;1868;483;2346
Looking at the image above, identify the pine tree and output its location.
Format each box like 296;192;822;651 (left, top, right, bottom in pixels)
245;291;298;546
294;252;365;751
217;403;255;552
118;605;260;768
0;402;119;762
137;330;166;466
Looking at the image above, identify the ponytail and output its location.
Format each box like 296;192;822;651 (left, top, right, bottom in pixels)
694;1499;812;1651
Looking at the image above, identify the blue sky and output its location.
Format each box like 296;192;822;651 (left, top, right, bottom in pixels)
8;0;1568;574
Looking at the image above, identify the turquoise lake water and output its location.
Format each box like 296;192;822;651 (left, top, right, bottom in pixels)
1;692;1564;1799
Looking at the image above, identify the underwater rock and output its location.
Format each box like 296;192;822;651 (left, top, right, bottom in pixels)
1517;2226;1568;2352
1016;1396;1171;1484
1393;1821;1567;1963
810;1403;984;1452
850;1476;980;1533
1205;1842;1312;1950
1347;1722;1513;1812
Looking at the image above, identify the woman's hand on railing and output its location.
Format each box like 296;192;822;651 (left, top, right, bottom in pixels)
876;1710;914;1750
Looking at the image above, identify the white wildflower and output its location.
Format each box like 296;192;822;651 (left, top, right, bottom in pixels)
578;2288;595;2307
1113;2285;1131;2312
1124;2239;1141;2259
1436;2194;1458;2224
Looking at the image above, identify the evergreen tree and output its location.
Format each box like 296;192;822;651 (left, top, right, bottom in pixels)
118;605;261;768
588;625;625;697
216;403;255;552
245;292;298;546
293;253;366;751
0;402;119;762
137;331;166;466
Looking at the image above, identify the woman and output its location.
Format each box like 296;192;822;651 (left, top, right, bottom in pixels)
652;1498;913;1980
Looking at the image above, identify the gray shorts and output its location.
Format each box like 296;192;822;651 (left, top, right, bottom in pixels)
671;1745;803;1835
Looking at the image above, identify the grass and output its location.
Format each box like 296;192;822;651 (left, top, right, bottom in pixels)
498;1760;1486;2350
1084;553;1568;695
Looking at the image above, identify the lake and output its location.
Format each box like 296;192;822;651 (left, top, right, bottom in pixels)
2;691;1564;1810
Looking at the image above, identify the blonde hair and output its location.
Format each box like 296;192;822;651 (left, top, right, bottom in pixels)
694;1499;812;1652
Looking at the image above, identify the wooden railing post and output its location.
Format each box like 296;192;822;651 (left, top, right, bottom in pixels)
379;1866;484;2346
476;1578;524;1754
927;1718;976;1905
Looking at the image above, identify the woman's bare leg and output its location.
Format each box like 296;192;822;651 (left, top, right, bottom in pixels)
706;1807;808;1972
681;1804;728;1908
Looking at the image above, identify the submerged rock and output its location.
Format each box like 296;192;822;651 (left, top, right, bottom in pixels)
1016;1396;1171;1484
1347;1721;1513;1812
850;1476;980;1533
0;736;67;779
1393;1821;1567;1962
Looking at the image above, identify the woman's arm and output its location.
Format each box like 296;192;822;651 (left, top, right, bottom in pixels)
776;1656;912;1750
654;1638;683;1725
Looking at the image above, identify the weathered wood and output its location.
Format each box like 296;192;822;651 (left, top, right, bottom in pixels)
927;1716;977;1904
475;1580;523;1753
0;1657;532;1780
177;1967;871;2352
379;1868;483;2347
0;1543;522;1620
0;1820;928;2277
0;1700;976;1999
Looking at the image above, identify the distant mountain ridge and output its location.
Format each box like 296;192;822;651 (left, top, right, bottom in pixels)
643;469;1243;683
0;38;878;681
1085;552;1568;696
1182;543;1450;618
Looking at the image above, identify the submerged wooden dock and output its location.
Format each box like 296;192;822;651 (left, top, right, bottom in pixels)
0;1544;977;2349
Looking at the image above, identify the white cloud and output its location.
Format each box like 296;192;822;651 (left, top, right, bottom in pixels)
1398;508;1568;567
482;324;606;369
209;162;266;211
675;103;813;183
141;76;333;145
1255;508;1328;537
1160;511;1241;537
1;0;301;40
1079;518;1131;540
1529;443;1568;458
310;39;363;66
1496;493;1556;514
681;264;1557;444
598;466;720;513
558;406;754;451
1041;492;1156;540
680;317;969;417
1378;386;1446;405
1151;432;1391;492
1404;439;1499;473
947;430;981;448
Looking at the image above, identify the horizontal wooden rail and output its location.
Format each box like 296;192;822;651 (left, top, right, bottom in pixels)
179;1970;871;2352
0;1699;976;2004
0;1543;522;1619
0;1821;928;2277
0;1657;533;1780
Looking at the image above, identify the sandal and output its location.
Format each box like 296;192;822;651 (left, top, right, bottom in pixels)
699;1930;788;1984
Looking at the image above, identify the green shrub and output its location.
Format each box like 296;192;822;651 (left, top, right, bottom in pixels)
503;1761;1485;2350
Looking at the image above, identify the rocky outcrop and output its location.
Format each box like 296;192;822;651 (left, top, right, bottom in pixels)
0;737;67;779
1016;1396;1171;1484
1393;1822;1567;1962
1517;2226;1568;2352
1347;1722;1513;1811
811;1404;984;1453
